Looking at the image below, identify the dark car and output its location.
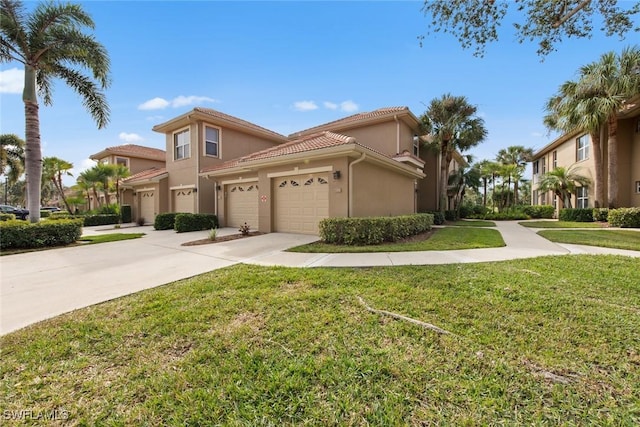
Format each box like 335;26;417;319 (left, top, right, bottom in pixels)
0;204;29;220
41;206;61;212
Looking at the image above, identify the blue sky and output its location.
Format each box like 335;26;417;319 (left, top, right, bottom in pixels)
0;1;635;185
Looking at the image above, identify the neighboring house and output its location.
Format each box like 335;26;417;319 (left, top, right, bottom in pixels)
96;106;461;233
89;144;166;211
531;96;640;211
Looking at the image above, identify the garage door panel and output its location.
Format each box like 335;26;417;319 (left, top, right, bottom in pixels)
227;183;258;228
139;191;155;223
275;174;329;235
174;189;195;213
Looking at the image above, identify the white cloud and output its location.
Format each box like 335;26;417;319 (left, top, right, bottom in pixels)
340;100;359;113
119;132;144;142
138;97;170;110
0;68;23;94
323;101;338;110
293;100;319;111
69;158;98;178
138;95;217;110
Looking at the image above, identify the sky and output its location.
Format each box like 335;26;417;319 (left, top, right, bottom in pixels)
0;1;637;186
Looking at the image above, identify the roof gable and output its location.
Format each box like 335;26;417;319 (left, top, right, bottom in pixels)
90;144;166;162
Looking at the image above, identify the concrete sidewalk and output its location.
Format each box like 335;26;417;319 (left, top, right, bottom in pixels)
1;221;638;335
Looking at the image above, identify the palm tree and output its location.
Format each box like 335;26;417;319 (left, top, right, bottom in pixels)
421;94;487;213
0;134;25;185
495;145;533;206
111;164;131;205
42;156;73;213
537;166;591;209
448;161;480;218
0;0;110;222
571;47;640;208
78;167;102;209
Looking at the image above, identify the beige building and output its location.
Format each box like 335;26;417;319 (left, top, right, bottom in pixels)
107;106;458;233
531;95;640;211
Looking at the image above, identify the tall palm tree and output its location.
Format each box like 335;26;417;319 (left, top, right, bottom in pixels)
111;164;130;205
572;47;640;208
537;166;591;209
78;167;102;209
0;133;25;185
421;94;487;213
42;156;73;213
0;0;110;222
496;145;533;206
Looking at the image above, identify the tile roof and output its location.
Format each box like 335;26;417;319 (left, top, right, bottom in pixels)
123;167;168;183
200;131;357;173
290;106;413;137
92;144;166;162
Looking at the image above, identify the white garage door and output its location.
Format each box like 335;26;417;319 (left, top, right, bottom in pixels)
274;174;329;234
174;189;195;213
226;183;259;228
139;190;155;224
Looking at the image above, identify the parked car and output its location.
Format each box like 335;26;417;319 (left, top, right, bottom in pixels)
40;206;61;212
0;204;29;220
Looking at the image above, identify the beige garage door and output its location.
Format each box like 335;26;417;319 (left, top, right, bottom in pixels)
174;189;195;213
274;174;329;234
226;183;259;228
139;190;155;224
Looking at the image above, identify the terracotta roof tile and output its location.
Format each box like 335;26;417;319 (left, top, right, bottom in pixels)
290;107;411;137
92;144;166;162
123;167;168;183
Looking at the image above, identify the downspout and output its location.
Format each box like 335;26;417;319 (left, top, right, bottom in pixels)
348;153;366;217
394;115;400;154
195;122;200;213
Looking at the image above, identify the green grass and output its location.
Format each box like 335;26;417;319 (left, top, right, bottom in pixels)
1;256;639;425
78;233;145;244
538;229;640;251
519;220;606;228
446;219;496;227
287;227;505;253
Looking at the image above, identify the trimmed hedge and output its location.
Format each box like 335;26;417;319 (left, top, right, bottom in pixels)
319;214;434;245
0;219;83;250
559;208;594;222
469;212;530;220
83;214;120;226
39;210;51;218
174;213;219;233
154;212;182;230
0;213;16;221
47;213;84;221
426;211;445;225
608;207;640;228
593;208;609;222
522;205;555;219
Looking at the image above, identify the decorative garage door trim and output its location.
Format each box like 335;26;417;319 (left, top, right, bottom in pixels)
173;188;195;213
274;173;329;235
220;177;258;185
226;183;259;228
267;166;333;178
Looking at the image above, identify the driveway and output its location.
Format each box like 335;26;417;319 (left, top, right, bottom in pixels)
2;222;638;335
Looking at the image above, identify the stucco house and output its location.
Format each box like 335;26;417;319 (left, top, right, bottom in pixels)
531;95;640;211
114;106;454;233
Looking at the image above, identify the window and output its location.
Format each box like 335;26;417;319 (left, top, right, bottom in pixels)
541;192;547;205
552;151;557;169
174;129;190;160
205;126;219;157
576;134;589;161
115;157;129;168
636;181;640;193
541;157;546;174
413;135;420;156
576;186;589;208
533;160;539;175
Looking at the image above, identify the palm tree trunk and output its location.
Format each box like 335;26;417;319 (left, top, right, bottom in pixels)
439;142;449;213
23;65;42;223
590;131;604;208
54;175;73;213
482;177;487;206
606;116;618;208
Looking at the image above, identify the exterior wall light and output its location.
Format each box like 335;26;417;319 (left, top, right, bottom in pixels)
333;170;341;180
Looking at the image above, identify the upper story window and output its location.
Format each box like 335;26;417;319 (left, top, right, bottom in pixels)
174;129;190;160
552;150;557;169
541;157;547;174
533;160;539;175
115;157;129;168
205;126;220;157
576;134;589;161
413;135;419;157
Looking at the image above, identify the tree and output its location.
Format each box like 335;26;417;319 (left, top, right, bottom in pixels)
496;145;533;206
0;133;25;185
574;47;640;208
0;0;110;222
78;167;102;209
537;165;591;209
421;94;487;213
111;164;130;205
42;156;73;213
421;1;639;57
448;160;481;218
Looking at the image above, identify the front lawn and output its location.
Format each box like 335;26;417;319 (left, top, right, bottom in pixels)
446;219;496;227
538;229;640;251
287;227;505;253
1;256;638;425
519;220;605;228
79;233;145;244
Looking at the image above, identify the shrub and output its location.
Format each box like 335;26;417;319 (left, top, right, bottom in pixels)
39;210;51;218
608;207;640;228
0;213;16;221
593;208;609;222
121;205;132;223
559;208;594;222
96;203;119;215
47;213;84;221
154;212;182;230
522;205;555;219
469;212;530;221
239;222;251;235
0;219;83;250
319;214;434;245
174;213;219;233
426;211;445;225
445;210;458;221
83;214;120;226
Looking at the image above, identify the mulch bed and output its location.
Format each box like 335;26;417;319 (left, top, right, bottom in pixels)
181;231;264;246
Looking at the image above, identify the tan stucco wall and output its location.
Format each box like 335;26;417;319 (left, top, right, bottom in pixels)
336;120;418;156
417;149;439;212
351;160;416;217
98;154;164;175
